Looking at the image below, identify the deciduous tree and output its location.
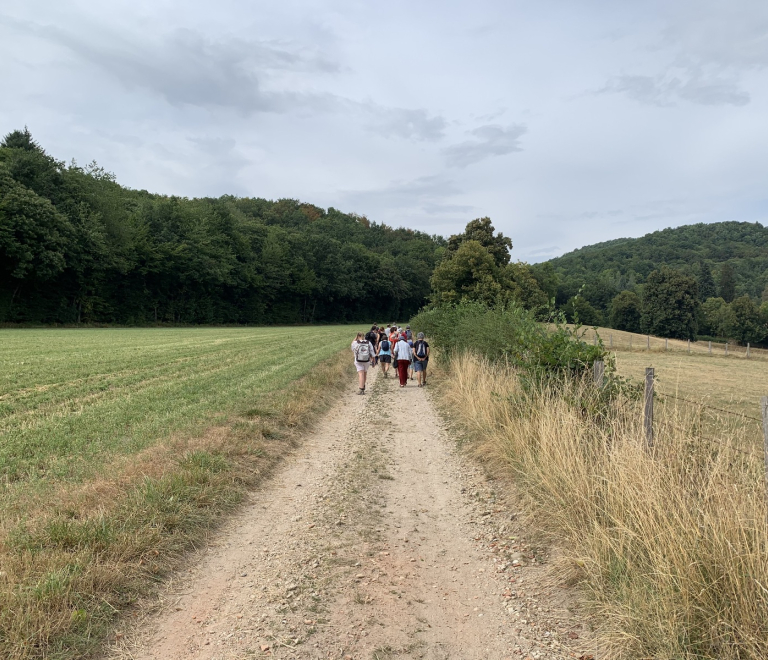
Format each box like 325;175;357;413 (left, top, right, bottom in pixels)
641;267;700;339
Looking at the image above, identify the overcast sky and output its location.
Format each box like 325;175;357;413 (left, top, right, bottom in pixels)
2;0;768;262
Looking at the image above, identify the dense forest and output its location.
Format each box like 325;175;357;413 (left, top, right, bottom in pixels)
0;129;445;325
538;222;768;342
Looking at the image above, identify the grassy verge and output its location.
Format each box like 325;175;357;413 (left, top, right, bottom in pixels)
436;352;768;659
0;327;357;659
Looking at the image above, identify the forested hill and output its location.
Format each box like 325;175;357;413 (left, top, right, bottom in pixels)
0;129;445;325
547;221;768;305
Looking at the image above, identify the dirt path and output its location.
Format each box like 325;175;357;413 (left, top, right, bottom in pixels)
108;368;596;660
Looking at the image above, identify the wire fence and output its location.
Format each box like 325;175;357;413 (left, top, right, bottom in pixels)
594;361;768;485
580;328;768;361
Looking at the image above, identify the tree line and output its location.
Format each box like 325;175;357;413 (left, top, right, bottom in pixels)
539;222;768;343
0;129;445;325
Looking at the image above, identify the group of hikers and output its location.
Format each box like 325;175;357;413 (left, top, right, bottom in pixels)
351;324;430;394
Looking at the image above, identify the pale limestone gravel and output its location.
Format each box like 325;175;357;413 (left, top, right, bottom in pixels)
105;367;596;660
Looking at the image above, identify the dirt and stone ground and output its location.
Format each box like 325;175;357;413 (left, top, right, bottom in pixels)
107;367;597;660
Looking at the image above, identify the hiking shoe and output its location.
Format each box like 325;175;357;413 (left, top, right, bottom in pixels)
358;388;365;395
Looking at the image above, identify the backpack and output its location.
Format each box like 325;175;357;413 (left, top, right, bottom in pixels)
366;331;377;344
406;329;413;340
355;341;370;362
415;340;427;358
380;339;390;352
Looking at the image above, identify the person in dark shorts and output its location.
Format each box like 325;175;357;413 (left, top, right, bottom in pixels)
412;332;430;387
377;333;393;377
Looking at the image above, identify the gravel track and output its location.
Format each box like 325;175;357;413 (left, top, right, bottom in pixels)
107;367;596;660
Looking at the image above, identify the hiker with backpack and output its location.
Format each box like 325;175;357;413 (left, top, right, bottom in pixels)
365;325;380;367
407;337;415;381
351;332;375;394
413;332;430;387
377;333;393;377
393;332;412;387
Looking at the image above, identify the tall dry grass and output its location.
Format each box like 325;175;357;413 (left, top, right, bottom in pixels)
442;352;768;659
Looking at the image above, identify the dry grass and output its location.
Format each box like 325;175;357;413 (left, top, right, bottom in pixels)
579;326;768;360
440;352;768;659
0;349;353;660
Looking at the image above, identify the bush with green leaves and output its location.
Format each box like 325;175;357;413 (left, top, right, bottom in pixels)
411;300;605;380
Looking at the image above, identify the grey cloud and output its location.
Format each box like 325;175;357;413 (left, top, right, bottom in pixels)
364;106;446;141
342;175;471;216
443;124;526;168
604;71;750;107
4;16;446;140
661;1;768;71
2;17;338;113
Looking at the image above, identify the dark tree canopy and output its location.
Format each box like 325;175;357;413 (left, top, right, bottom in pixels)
0;130;445;325
446;217;512;267
718;262;736;303
609;290;642;333
1;127;40;152
430;219;545;313
641;267;700;340
697;260;716;301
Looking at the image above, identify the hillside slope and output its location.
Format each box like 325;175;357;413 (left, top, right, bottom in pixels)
0;128;444;325
547;221;768;305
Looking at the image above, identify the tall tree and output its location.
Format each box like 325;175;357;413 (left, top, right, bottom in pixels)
718;263;736;302
697;261;716;300
609;290;642;332
430;240;502;305
446;217;512;267
730;295;764;344
641;267;700;340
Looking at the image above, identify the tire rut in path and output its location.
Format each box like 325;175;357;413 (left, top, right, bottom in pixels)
108;369;595;660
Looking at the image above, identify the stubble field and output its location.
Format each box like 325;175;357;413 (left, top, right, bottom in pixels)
0;326;358;659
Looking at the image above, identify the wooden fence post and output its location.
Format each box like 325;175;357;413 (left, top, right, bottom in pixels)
708;340;712;355
747;343;751;358
761;397;768;507
609;334;613;349
593;334;597;346
665;338;668;351
644;367;654;449
725;342;728;356
647;335;650;350
594;360;605;387
687;339;690;354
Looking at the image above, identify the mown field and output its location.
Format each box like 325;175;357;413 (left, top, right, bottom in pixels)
0;326;359;659
579;326;768;448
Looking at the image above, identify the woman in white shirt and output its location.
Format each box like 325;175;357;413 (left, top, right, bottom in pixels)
392;333;412;388
351;332;375;394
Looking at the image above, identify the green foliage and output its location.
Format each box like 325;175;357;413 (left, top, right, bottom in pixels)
546;221;768;332
729;295;764;343
641;267;700;340
429;219;545;312
697;261;716;300
609;290;642;332
563;295;604;326
700;297;733;337
411;300;605;380
430;240;501;305
0;130;444;324
445;216;512;266
699;296;767;344
718;262;736;302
